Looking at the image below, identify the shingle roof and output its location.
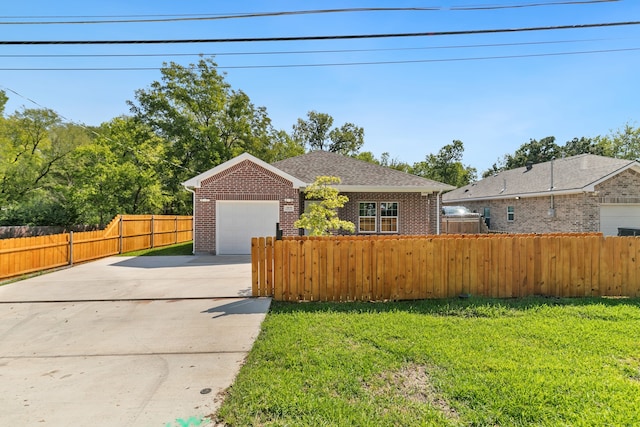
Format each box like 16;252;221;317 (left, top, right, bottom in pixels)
444;154;640;202
272;151;454;192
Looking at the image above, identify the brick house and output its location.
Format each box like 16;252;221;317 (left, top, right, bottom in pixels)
443;154;640;235
182;151;454;254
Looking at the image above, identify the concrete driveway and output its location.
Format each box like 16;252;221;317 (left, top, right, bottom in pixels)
0;255;271;427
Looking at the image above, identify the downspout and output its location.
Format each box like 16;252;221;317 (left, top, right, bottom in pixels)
549;157;556;217
183;185;196;254
436;190;443;235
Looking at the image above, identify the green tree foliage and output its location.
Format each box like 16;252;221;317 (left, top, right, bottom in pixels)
352;151;411;173
483;124;640;177
261;129;305;163
292;111;364;155
594;123;640;160
128;57;278;202
411;140;477;187
562;137;613;157
0;105;91;226
294;176;355;236
504;136;561;170
0;108;62;202
69;117;168;225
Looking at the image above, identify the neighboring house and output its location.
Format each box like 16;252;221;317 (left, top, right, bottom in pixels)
443;154;640;236
182;151;454;254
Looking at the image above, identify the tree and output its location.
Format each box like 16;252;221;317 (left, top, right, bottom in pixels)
503;136;561;170
292;111;364;155
294;176;355;236
260;129;305;163
595;123;640;160
128;57;278;209
0;104;95;227
483;136;562;176
562;137;614;157
411;140;477;187
353;151;411;172
69;117;169;226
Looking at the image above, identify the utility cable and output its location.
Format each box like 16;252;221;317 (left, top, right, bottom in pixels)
0;46;637;71
1;20;638;45
0;37;615;58
0;1;620;24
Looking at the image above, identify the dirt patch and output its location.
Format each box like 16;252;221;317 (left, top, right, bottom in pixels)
364;363;460;421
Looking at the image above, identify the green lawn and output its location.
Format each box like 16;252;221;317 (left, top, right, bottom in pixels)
119;241;193;256
215;297;640;426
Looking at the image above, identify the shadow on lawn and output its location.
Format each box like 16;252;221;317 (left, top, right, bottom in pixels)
269;295;640;316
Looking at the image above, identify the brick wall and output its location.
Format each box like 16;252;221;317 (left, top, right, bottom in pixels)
596;168;640;201
193;160;299;253
338;192;439;235
459;194;599;234
445;168;640;234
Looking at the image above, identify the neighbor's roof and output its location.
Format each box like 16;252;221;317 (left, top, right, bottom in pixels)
444;154;640;202
273;150;455;193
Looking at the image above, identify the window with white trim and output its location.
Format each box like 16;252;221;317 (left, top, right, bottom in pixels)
380;202;399;233
507;206;515;222
358;202;377;233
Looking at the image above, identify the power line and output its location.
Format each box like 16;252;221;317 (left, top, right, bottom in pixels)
1;20;638;45
1;46;637;71
0;38;614;58
0;1;620;24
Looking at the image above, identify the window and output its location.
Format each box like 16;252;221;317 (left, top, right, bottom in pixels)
380;202;398;233
358;201;399;233
359;202;377;232
507;206;515;222
483;207;491;228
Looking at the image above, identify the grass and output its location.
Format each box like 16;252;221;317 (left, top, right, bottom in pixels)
215;297;640;426
119;241;193;256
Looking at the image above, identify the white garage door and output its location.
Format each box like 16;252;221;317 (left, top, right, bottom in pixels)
216;201;279;254
600;204;640;236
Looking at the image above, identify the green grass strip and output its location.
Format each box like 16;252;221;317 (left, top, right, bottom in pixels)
119;241;193;256
216;296;640;426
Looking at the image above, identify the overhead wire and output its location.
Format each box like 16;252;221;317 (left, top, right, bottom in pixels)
0;37;618;58
1;20;638;45
0;1;620;24
0;46;638;71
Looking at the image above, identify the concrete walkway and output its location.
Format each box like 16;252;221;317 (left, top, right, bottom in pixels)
0;255;270;427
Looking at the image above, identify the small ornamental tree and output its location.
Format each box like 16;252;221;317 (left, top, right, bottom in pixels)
294;176;355;236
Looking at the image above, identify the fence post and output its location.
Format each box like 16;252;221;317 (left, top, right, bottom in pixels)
119;215;123;254
69;231;74;266
175;216;178;244
151;215;155;249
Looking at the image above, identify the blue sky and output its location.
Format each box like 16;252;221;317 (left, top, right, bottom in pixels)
1;1;639;175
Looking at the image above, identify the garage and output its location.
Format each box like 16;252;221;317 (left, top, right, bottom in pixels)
599;204;640;236
216;200;280;254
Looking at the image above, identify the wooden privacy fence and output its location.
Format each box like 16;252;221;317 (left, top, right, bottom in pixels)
251;233;640;301
0;215;193;280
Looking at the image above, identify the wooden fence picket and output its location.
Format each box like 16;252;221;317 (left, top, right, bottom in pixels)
1;215;192;280
251;233;640;302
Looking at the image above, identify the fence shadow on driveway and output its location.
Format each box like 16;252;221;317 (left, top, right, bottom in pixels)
201;298;272;319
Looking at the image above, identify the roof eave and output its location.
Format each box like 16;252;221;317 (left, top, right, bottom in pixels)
335;184;454;193
444;188;590;203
